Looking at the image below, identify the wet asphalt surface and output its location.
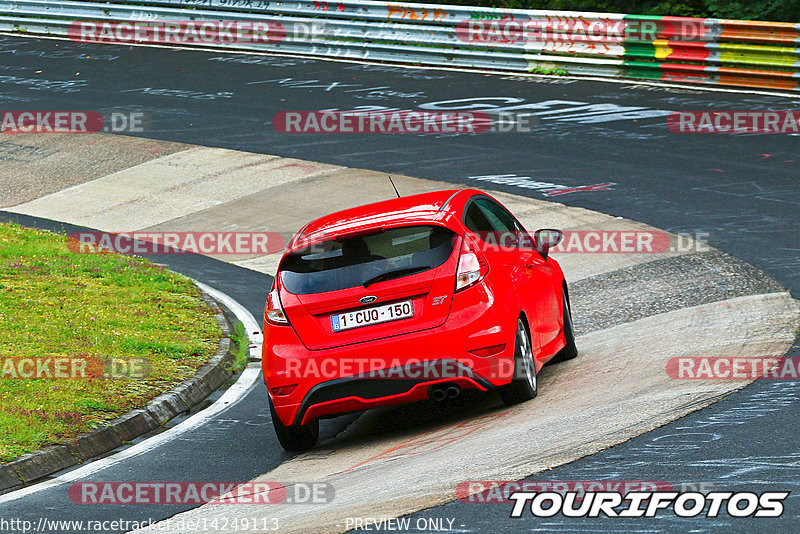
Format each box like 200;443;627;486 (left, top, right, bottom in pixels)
0;35;798;532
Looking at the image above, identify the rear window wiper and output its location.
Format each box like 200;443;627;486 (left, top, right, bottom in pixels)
363;266;431;288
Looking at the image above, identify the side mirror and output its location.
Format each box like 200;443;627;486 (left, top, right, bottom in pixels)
533;229;563;259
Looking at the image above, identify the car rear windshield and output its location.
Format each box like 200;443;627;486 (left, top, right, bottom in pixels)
280;225;457;294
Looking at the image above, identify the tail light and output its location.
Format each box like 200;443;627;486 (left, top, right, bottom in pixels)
265;287;289;325
270;384;297;396
456;235;489;291
468;343;506;357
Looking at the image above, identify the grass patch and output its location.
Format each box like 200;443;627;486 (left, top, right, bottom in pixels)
230;322;251;373
0;223;223;463
529;65;570;76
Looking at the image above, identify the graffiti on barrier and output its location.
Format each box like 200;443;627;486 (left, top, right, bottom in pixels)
313;1;345;12
387;4;446;22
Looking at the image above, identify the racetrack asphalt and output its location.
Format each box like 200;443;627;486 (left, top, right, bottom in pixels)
0;35;798;532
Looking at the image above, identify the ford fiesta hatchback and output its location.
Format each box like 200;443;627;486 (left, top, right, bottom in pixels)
263;189;577;450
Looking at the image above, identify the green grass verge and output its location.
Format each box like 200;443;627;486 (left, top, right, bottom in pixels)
528;64;570;76
231;321;251;373
0;223;223;463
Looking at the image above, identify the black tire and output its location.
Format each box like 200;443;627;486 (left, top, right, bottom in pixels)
550;291;578;364
269;397;318;451
499;317;538;405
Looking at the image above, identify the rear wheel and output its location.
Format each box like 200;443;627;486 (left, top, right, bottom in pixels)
499;318;538;405
269;397;318;451
551;292;578;363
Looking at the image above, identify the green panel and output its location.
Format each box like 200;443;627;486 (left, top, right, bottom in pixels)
622;59;664;79
624;42;659;59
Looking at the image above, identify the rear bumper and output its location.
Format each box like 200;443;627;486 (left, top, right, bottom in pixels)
291;360;494;425
263;284;518;426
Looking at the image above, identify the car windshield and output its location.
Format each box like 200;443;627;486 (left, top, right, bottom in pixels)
280;225;457;294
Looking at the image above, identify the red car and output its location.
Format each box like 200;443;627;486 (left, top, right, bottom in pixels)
263;189;577;450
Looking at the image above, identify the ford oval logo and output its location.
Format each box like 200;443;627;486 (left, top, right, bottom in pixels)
360;295;378;304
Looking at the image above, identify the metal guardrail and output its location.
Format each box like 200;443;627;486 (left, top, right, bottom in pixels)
0;0;798;91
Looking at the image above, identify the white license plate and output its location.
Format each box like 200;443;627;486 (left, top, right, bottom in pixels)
331;300;413;332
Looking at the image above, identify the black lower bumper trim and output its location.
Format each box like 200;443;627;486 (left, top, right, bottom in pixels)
292;360;493;426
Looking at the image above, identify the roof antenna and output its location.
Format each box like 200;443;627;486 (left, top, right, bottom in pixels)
388;175;401;198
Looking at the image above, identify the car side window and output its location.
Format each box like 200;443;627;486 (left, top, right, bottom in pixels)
474;198;536;249
464;202;495;234
475;198;517;233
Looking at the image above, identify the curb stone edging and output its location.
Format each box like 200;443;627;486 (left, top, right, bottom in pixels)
0;289;237;495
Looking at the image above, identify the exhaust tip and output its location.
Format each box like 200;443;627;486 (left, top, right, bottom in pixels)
429;385;446;402
446;385;461;399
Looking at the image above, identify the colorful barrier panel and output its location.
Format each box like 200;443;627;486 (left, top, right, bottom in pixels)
0;0;797;91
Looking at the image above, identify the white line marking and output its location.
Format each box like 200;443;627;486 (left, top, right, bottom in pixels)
0;282;262;504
